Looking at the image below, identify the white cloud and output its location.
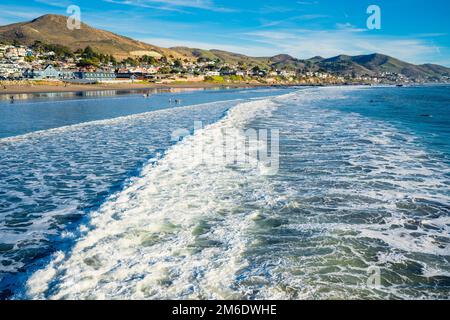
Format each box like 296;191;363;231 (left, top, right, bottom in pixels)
297;1;319;5
103;0;188;12
258;14;329;28
34;0;72;8
138;29;449;66
140;37;268;56
0;5;48;23
103;0;234;12
242;29;443;65
335;23;366;32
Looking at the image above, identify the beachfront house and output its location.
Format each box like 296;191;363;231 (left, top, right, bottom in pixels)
23;65;62;80
59;70;76;80
73;71;117;82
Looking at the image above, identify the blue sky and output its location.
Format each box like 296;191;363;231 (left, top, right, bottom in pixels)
1;0;449;65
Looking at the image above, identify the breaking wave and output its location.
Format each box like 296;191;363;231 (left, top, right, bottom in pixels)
9;87;450;300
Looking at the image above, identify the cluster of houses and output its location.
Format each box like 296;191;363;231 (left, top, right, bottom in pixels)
0;45;30;79
22;65;117;82
3;44;437;85
0;43;348;84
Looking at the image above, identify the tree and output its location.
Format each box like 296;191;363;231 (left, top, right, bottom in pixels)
121;57;138;67
109;55;117;65
173;59;183;68
220;66;231;73
140;55;157;65
159;66;171;74
197;57;210;63
82;46;96;59
31;41;74;58
252;66;261;73
77;57;100;68
25;56;36;63
238;61;247;70
160;56;168;64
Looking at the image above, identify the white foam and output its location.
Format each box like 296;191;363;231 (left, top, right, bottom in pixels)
0;98;244;144
22;86;450;300
24;95;293;299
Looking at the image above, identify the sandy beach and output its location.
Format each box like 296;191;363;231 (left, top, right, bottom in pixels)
0;81;268;95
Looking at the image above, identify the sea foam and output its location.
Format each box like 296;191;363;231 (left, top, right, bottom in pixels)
22;87;450;300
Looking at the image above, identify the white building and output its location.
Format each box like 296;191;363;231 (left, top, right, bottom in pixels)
0;61;22;78
205;71;220;76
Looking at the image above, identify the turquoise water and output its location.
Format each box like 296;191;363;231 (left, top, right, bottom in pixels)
0;86;449;299
329;86;450;161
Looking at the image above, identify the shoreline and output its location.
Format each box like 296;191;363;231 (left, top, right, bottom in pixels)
1;81;445;96
0;81;272;95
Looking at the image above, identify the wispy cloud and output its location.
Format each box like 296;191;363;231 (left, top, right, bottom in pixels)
140;37;267;56
413;33;448;38
0;5;49;23
103;0;235;12
335;22;366;32
242;29;443;64
103;0;188;12
34;0;72;8
297;1;319;5
258;14;329;28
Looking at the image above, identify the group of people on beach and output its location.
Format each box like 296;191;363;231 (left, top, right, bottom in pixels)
143;92;182;105
169;98;182;105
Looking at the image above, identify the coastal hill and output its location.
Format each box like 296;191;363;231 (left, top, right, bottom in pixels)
317;53;449;79
0;14;184;61
171;48;308;71
1;14;449;80
172;47;450;80
170;47;271;68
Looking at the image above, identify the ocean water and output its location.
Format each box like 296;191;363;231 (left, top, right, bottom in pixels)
1;86;449;299
0;87;294;299
0;87;287;138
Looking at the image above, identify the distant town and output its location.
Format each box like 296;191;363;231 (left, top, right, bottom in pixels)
1;41;449;86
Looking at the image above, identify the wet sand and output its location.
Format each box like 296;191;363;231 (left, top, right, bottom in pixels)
0;81;267;95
